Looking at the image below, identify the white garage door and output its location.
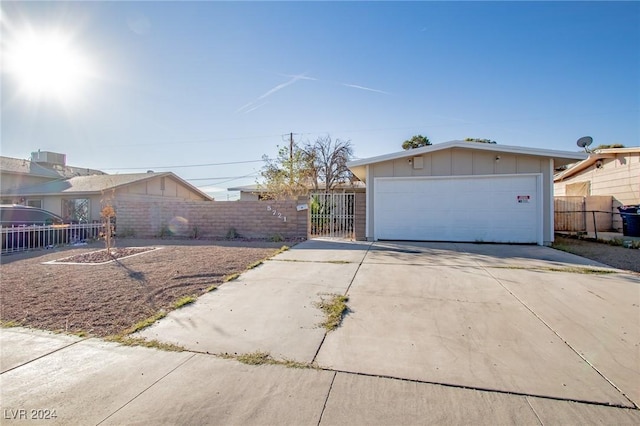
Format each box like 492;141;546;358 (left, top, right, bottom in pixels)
374;174;542;244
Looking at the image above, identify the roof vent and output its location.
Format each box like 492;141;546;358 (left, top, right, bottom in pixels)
31;151;66;166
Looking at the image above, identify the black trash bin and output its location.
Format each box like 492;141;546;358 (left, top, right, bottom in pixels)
618;205;640;237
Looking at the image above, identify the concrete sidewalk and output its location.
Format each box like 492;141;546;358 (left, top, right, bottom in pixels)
2;328;639;425
2;239;639;424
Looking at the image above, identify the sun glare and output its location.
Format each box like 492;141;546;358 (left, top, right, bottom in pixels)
4;28;92;103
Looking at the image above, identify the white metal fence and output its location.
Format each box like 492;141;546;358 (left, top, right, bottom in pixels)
309;192;355;239
1;223;105;255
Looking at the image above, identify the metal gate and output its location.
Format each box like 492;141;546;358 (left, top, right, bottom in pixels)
309;192;355;239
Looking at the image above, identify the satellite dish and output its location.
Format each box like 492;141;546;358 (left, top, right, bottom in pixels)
576;136;593;149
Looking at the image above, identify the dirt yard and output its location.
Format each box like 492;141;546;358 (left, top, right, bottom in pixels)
553;236;640;273
0;239;290;337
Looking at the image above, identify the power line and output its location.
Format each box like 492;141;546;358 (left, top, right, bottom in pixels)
106;133;285;147
101;159;265;171
195;172;260;187
187;171;261;182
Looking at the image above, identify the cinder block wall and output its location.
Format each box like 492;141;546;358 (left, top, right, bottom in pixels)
354;192;367;241
115;195;308;239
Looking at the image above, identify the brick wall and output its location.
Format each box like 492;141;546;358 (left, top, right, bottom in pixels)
115;195;308;239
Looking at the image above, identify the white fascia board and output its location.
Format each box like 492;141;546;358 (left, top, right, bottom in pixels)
347;140;587;168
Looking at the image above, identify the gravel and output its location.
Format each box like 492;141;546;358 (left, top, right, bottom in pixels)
553;236;640;273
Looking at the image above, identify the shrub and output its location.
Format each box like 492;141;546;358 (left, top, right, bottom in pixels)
226;227;240;239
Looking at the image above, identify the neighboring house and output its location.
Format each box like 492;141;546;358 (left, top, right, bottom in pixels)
554;147;639;202
0;151;105;205
1;152;213;223
228;182;366;201
553;147;639;232
347;140;586;246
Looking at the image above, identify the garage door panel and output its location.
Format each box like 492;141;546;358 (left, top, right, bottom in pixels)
374;175;541;244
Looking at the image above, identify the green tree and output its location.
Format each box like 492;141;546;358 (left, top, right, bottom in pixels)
594;143;625;150
464;137;497;144
260;144;314;200
402;134;431;150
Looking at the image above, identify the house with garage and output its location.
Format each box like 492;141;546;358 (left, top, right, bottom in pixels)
554;147;639;232
347;140;586;245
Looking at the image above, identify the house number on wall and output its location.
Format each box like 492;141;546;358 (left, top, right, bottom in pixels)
266;205;286;222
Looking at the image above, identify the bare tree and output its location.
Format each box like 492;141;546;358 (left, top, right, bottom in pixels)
303;135;354;191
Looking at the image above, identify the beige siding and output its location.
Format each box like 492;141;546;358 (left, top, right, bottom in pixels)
370;151;549;183
452;149;473;175
146;178;163;196
516;156;542;173
495;154;517;174
472;152;495;174
373;162;394;177
116;176;208;201
554;152;639;231
555;153;639;204
431;150;452;175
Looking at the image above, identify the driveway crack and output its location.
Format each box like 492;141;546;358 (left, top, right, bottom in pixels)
316;371;337;426
481;266;639;409
1;335;91;375
311;242;373;364
95;353;196;425
525;396;544;425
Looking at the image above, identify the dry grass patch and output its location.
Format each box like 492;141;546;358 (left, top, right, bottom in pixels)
219;351;315;369
315;293;349;331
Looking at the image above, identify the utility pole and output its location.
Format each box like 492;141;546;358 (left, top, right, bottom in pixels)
289;132;293;186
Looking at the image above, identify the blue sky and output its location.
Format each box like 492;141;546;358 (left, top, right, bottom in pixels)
2;1;638;200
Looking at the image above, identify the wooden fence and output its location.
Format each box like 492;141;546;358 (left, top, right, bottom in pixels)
554;196;613;233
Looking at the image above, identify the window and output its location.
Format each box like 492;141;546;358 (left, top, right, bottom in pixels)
566;181;590;196
160;177;166;191
26;199;42;209
62;199;90;223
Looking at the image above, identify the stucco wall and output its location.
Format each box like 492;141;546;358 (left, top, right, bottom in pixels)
0;174;52;195
114;195;308;239
365;149;554;244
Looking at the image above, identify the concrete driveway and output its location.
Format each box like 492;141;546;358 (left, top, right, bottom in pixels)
2;239;639;424
139;239;639;408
